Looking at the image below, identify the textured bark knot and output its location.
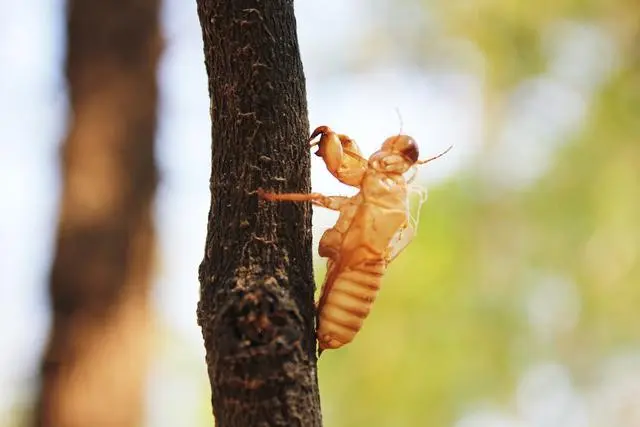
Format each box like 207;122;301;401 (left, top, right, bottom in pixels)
219;281;304;358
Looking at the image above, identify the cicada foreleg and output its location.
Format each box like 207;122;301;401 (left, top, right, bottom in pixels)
309;126;367;187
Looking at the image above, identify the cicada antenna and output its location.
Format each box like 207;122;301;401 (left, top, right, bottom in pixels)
395;107;404;136
390;107;404;146
416;145;453;165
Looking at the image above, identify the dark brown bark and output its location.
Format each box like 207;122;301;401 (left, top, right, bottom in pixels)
195;1;322;426
36;0;161;426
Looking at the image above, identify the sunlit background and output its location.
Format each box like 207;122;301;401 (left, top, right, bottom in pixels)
1;0;639;426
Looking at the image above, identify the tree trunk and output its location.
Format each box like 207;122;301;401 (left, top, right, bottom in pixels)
36;0;161;426
195;1;322;426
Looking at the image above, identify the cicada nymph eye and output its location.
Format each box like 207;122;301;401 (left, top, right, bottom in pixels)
381;135;420;164
400;140;419;164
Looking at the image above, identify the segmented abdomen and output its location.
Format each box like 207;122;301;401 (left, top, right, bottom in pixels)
316;259;386;351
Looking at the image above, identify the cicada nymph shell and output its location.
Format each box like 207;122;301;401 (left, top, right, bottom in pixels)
259;127;451;353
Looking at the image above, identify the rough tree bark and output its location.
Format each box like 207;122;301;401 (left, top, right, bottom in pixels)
195;1;322;426
36;0;161;426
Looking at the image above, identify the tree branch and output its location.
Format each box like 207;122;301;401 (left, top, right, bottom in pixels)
195;1;322;425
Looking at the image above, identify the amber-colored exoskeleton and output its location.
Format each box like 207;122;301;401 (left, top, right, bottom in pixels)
259;126;451;353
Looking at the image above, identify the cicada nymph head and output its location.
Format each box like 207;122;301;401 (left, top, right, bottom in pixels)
380;135;418;161
372;135;421;174
374;134;453;174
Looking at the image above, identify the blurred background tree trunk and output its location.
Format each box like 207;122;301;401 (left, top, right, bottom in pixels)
35;0;162;425
195;1;322;425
